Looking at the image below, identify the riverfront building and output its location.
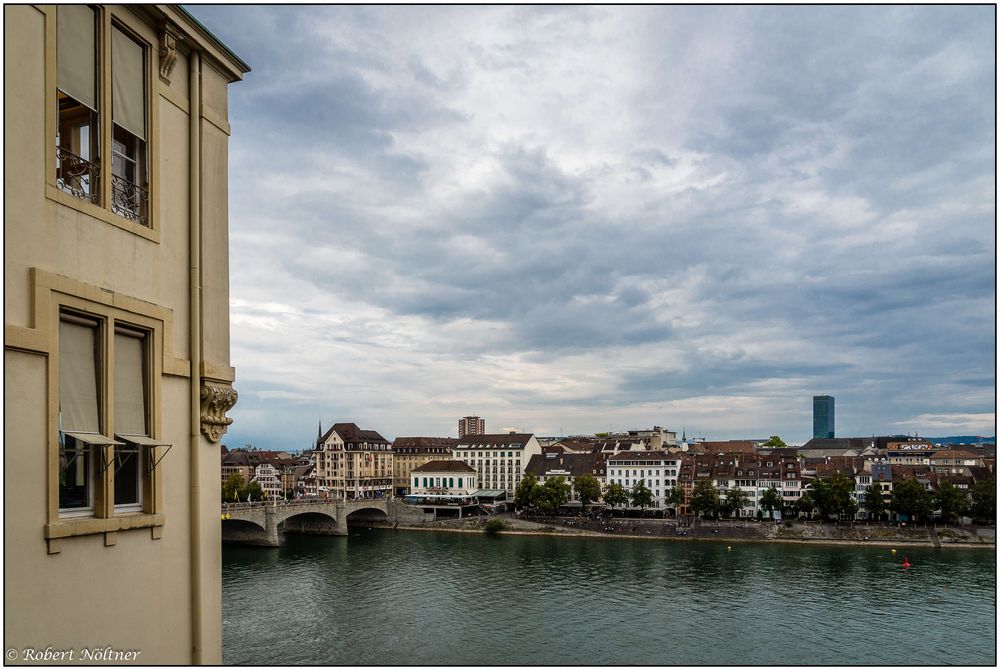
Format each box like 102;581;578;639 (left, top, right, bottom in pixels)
392;436;457;495
813;395;835;439
315;423;393;500
411;460;478;495
606;451;684;510
524;451;608;502
3;4;247;663
453;433;542;494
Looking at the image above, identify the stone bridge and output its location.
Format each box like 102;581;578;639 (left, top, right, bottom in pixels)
222;498;395;547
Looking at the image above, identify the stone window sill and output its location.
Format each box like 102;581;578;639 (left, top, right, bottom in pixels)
44;513;165;553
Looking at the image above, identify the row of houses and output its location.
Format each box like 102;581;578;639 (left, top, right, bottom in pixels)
221;425;994;520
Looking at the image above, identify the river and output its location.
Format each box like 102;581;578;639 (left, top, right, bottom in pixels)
222;528;995;665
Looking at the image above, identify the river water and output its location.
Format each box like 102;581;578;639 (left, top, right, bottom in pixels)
222;529;995;665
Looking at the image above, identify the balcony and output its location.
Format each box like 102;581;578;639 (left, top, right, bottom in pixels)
56;146;100;204
111;174;149;227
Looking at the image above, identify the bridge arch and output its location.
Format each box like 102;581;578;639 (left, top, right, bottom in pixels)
221;518;270;545
345;505;389;526
280;510;342;537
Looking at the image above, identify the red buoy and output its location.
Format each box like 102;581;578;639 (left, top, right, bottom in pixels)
902;556;912;568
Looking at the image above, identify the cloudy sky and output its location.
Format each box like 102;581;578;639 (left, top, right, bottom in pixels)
187;5;995;449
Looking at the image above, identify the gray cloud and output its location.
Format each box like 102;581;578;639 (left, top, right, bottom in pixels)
188;5;995;449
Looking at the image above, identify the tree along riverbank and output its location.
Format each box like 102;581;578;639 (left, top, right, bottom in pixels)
373;515;995;549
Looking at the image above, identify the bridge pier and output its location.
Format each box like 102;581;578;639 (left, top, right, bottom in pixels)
263;506;282;546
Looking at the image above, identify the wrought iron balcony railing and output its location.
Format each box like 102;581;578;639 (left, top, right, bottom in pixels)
111;174;149;227
56;146;100;204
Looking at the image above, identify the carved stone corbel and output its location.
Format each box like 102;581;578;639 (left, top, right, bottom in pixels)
159;26;181;84
200;380;237;443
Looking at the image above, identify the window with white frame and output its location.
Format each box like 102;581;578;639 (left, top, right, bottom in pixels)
112;325;149;511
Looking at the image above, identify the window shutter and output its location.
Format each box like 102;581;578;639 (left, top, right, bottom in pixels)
114;330;146;435
57;5;97;111
112;27;145;140
59;319;100;433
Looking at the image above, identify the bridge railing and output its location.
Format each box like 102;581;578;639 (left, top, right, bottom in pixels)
222;498;389;513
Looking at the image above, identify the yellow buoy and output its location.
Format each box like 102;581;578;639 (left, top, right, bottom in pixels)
727;546;732;551
891;549;897;554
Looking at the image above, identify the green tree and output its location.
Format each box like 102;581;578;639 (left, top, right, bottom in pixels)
865;481;887;521
690;480;720;519
829;472;856;521
969;479;996;523
795;491;815;519
603;482;629;512
630;480;653;516
221;474;244;502
842;497;859;522
762;435;787;448
759;486;782;520
514;473;539;510
891;477;934;522
664;486;686;515
724;486;750;519
810;472;854;521
244;481;263;502
535;476;571;515
573;474;602;507
934;480;969;524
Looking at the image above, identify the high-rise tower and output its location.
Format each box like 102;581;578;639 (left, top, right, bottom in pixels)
458;416;486;438
813;395;835;439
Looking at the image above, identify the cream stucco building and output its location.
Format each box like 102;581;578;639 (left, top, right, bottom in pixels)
315;423;393;500
4;4;247;664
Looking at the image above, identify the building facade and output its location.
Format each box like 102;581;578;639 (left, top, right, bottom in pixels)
813;395;835;439
315;423;393;500
605;451;684;510
411;460;478;495
458;415;486;438
3;5;247;663
524;451;608;502
250;463;283;501
391;436;457;495
453;433;542;494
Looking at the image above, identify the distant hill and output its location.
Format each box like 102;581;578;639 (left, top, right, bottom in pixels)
924;436;996;445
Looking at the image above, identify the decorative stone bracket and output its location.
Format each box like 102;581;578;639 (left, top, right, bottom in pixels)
159;26;181;84
200;380;237;443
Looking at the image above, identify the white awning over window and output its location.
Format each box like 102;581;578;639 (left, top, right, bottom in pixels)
115;434;169;447
112;26;145;140
57;4;97;111
62;431;124;446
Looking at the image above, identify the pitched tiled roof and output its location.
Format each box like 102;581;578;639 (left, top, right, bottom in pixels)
412;460;476;474
456;433;534;448
800;438;875;452
392;436;458;453
319;422;389;446
699;441;757;454
606;450;684;464
930;450;979;460
524;452;606;478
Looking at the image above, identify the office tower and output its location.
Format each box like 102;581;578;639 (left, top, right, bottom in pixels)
813;396;835;439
